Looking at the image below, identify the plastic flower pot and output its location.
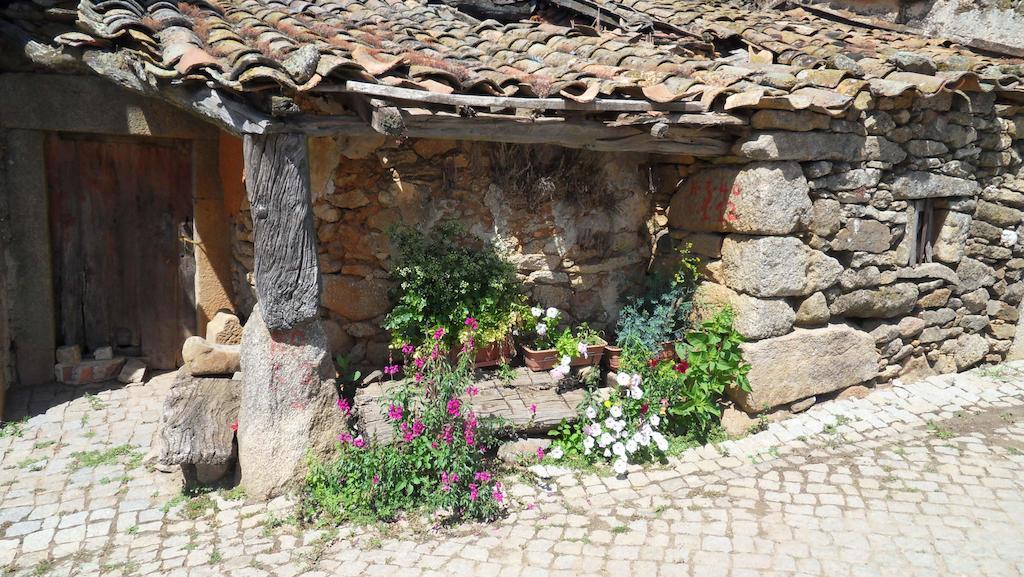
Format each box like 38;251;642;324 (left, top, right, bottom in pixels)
521;338;607;371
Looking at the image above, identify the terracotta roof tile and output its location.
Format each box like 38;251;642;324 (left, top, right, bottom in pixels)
3;0;1023;115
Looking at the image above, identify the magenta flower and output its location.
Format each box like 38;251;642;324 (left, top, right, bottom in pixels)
447;398;462;416
387;404;403;421
469;483;479;501
336;397;351;414
465;317;479;331
383;364;400;376
372;474;380;485
536;446;545;460
414;357;425;369
414;372;424;383
412;419;425;436
338;432;352;444
440;424;454;445
433;328;445;340
474;471;491;483
401;343;415;356
467;386;479;397
492;483;504;503
353;437;366;449
529;404;537;415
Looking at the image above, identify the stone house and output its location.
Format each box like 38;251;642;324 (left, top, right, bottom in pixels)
2;0;1024;488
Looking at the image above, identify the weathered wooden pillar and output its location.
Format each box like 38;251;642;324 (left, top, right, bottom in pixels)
237;133;341;498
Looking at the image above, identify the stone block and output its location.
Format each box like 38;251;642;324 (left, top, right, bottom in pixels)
93;346;113;360
117;358;147;384
206;311;243;345
832;219;891;253
829;283;919;318
182;336;241;377
54;358;126;385
720;235;842;298
794;292;830;326
733;132;905;163
55;345;81;365
668;162;810;235
750;110;830;131
956;258;996;292
975;200;1023;228
932;211;972;263
918;288;951;308
891;172;980;200
321;275;391;321
694;282;795;340
730;324;879;412
497;438;552;464
809;198;841;237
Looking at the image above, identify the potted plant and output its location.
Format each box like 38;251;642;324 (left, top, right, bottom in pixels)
517;305;606;375
383;222;521;369
607;245;700;370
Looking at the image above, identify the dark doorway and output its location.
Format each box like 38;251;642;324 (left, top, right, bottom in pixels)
45;133;196;369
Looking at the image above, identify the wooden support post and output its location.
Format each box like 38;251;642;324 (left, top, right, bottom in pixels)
242;133;321;330
237;133;342;498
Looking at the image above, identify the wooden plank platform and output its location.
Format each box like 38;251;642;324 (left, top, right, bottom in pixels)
353;367;599;443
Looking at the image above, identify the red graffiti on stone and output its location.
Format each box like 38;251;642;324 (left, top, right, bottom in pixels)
689;178;742;225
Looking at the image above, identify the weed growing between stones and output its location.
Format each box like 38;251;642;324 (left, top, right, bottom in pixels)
0;417;27;438
67;444;143;471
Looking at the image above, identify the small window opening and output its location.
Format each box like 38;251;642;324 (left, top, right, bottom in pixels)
910;199;945;265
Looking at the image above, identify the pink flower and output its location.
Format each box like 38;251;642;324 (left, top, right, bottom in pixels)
387;404;403;421
492;483;504;503
440;424;454;445
414;357;425;369
401;343;415;356
469;483;479;501
536;446;545;460
465;317;479;330
473;471;492;483
412;419;425;436
383;364;401;376
440;471;459;492
338;432;352;444
433;328;445;340
230;420;238;432
353;437;366;449
372;474;380;485
447;398;462;416
529;404;537;415
467;386;479;397
336;398;351;414
414;372;424;383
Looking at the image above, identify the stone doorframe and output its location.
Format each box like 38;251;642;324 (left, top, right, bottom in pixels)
0;73;236;397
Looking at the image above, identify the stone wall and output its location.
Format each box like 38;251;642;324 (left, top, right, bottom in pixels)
231;138;659;367
667;91;1024;413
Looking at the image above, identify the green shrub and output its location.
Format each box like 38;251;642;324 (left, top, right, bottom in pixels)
303;324;505;523
615;244;700;357
383;222;520;348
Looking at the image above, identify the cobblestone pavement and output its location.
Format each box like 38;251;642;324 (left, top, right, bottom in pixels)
3;363;1024;577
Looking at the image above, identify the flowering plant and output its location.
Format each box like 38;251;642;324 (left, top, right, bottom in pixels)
549;371;669;475
303;319;505;522
517;304;606;379
383;222;521;349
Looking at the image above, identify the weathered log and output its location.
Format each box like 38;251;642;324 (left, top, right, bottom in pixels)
159;368;240;466
243;133;321;331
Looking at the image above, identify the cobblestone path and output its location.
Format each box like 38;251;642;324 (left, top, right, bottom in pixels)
2;364;1023;577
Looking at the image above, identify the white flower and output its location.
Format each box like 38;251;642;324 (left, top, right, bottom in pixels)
652;432;668;452
638;433;651;447
545;307;559;319
641;423;653;436
535;323;547;336
550;447;564;460
629;386;643;400
585;406;598;420
531;306;543;318
614;419;627;432
613;458;629;475
612;442;626;456
615;372;631;388
649;414;661;427
583;436;595;450
587;423;602;437
604;416;617;431
609;405;623;418
549;366;567;381
560;355;571;366
599;432;614;447
584;446;592;455
630;373;642;388
577;342;589;359
604;448;611;457
625;439;638;454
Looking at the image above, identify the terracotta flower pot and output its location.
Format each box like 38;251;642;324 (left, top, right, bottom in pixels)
604;346;623;370
522;339;606;371
450;335;516;369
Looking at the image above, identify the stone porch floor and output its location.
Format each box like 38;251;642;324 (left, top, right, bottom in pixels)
2;364;1024;576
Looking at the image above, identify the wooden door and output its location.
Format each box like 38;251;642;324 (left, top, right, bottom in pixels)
46;133;196;369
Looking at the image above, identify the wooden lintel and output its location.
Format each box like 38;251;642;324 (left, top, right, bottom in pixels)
314;81;707;113
242;133;321;330
276;110;733;155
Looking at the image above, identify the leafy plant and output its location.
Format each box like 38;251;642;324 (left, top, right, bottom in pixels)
615;244;700;360
303;321;505;523
383;222;521;349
